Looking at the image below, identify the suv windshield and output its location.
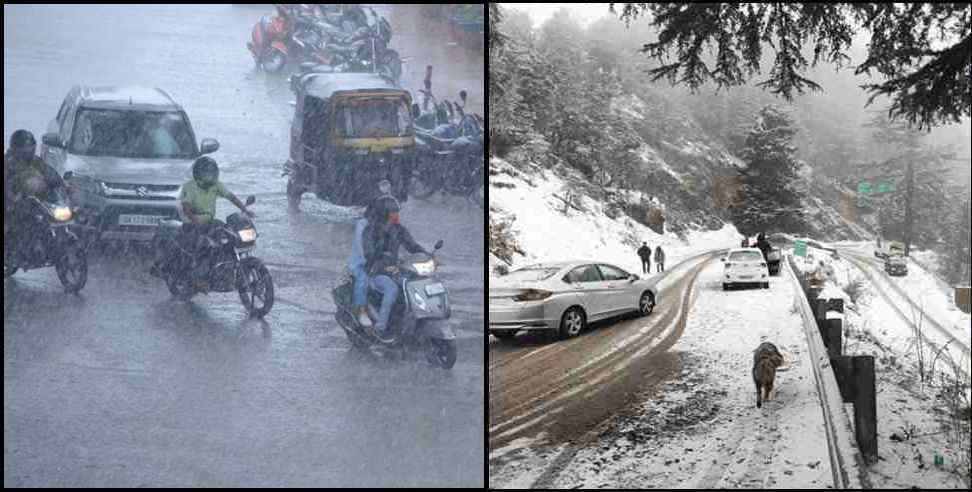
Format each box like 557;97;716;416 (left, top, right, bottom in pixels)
336;98;412;138
70;109;198;158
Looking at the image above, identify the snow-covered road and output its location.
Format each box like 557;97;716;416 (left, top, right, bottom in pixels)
489;257;838;489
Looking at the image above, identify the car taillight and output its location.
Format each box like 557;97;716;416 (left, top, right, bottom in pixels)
513;289;553;302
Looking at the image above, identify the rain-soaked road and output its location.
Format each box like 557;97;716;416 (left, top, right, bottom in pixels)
3;4;483;487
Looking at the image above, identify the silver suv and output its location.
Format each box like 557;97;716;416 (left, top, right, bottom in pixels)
41;86;219;241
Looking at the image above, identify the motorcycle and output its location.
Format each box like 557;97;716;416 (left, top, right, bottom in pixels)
248;11;291;73
149;196;275;318
332;240;457;370
3;186;88;293
412;87;484;200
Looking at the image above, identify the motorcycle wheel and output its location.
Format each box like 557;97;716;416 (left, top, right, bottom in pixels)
238;257;274;318
411;159;443;199
426;338;457;370
55;244;88;293
166;272;196;301
262;50;287;73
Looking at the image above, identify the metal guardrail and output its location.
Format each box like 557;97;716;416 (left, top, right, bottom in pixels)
784;255;866;489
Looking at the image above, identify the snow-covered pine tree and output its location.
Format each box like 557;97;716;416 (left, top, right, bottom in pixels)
731;105;808;235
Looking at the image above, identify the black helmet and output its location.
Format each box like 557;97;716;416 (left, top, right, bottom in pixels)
10;129;36;148
192;156;219;189
9;130;37;162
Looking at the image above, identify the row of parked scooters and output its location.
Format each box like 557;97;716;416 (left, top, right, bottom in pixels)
247;4;402;83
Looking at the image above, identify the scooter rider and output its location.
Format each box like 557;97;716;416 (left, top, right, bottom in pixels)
4;130;67;262
151;157;253;285
348;180;395;328
362;195;430;342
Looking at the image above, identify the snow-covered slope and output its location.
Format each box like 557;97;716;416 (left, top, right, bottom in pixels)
489;157;741;277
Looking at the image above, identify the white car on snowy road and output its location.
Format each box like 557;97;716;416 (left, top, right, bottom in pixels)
722;248;770;290
489;261;659;341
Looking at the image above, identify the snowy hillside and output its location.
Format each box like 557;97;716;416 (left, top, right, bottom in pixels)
489;157;740;277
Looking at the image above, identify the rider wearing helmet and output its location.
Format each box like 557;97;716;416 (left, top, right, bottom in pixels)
4;130;67;261
362;194;429;342
154;156;254;284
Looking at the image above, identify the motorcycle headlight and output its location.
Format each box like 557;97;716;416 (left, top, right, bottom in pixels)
238;228;258;243
52;206;73;222
413;259;436;276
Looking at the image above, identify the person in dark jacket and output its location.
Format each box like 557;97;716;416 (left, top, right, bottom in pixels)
655;245;666;272
4;130;68;263
637;242;652;274
755;232;772;261
363;196;429;342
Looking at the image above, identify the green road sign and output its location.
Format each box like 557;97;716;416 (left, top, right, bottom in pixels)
794;239;807;257
877;181;896;193
858;181;873;195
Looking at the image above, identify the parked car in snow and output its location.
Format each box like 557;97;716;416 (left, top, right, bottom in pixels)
874;239;904;259
884;255;908;276
488;261;658;341
722;248;770;290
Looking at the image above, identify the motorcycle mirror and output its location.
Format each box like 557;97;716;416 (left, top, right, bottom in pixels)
434;240;444;251
459;90;467;106
245;196;256;206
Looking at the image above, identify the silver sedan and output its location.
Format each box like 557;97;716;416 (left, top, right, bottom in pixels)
489;261;659;341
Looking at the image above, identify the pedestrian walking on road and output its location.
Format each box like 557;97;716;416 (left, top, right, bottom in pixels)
655;245;665;272
637;242;652;274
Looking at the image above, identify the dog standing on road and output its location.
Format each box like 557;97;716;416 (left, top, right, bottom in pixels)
753;342;785;408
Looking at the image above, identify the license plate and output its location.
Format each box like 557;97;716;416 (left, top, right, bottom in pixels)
118;214;164;226
739;275;753;279
425;283;446;296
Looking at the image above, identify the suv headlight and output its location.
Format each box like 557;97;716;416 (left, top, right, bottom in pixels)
238;228;258;243
413;259;435;276
52;206;73;222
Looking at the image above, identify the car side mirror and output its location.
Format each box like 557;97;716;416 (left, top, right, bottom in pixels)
42;132;63;148
63;171;74;181
200;138;220;155
434;240;444;251
245;195;256;206
628;274;639;282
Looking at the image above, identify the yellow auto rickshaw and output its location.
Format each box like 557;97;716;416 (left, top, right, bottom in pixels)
285;67;416;208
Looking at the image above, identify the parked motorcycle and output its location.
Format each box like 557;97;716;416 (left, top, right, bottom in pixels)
248;12;290;73
149;196;274;318
332;240;457;369
412;85;484;200
3;186;88;293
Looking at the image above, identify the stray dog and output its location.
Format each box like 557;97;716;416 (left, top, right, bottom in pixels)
753;342;784;408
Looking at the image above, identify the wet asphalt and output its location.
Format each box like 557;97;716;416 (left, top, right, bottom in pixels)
3;4;484;487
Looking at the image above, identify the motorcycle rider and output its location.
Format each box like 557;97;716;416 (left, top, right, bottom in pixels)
362;195;430;342
4;130;67;263
151;157;254;285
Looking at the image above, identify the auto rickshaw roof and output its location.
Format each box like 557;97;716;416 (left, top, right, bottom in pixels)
299;72;405;100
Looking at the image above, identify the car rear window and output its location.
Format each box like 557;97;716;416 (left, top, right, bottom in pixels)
729;251;764;262
504;267;561;282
